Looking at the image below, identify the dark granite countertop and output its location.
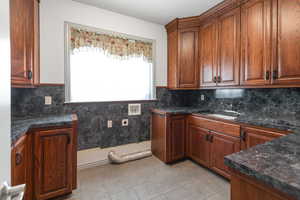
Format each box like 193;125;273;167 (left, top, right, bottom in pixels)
153;107;300;131
225;132;300;199
152;107;210;115
11;114;76;145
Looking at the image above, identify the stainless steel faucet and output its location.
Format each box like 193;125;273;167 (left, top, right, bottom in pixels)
0;182;25;200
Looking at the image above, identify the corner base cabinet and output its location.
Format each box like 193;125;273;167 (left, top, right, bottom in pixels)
11;117;78;200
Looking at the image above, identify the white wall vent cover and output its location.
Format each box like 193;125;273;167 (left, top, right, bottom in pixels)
128;104;141;116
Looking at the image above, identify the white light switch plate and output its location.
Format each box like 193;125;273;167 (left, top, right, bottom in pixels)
45;96;52;105
107;120;112;128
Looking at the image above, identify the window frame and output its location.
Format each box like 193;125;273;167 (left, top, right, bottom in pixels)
64;22;156;103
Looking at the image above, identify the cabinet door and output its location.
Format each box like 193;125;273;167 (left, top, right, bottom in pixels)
170;116;186;162
240;0;272;86
210;132;240;179
241;127;285;150
10;0;39;87
167;30;178;88
178;28;199;88
34;128;73;200
187;125;211;167
11;135;33;200
199;20;218;87
151;113;167;162
217;8;240;86
272;0;300;85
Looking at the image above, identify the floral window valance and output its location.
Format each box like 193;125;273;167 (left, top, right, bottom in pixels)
70;27;153;62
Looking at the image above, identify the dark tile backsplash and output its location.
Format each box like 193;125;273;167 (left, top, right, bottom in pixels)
12;86;187;150
12;86;300;150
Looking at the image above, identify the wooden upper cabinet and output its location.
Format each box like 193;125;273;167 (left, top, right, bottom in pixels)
199;20;218;87
240;0;272;86
217;8;241;86
272;0;300;85
11;0;39;87
34;128;73;200
199;8;240;88
178;28;199;88
166;19;199;89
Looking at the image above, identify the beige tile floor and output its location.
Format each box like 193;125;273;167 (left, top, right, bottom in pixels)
59;156;230;200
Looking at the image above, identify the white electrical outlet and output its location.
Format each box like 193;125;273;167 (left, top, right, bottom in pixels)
122;119;129;126
45;96;52;105
201;95;205;101
107;120;112;128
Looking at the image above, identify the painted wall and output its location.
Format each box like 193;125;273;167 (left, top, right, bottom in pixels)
39;0;168;86
0;0;11;184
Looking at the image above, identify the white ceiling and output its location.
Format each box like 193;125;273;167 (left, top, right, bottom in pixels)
73;0;224;25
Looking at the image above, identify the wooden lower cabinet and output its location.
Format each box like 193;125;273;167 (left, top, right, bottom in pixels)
210;131;240;178
186;126;211;167
241;126;288;150
34;128;73;200
151;112;186;163
152;112;290;180
11;122;77;200
11;135;33;200
230;169;295;200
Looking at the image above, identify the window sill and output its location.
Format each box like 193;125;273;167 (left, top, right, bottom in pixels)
64;99;158;104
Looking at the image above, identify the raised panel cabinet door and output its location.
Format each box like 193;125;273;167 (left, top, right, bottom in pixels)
240;0;272;86
170;116;185;161
187;125;211;167
217;7;241;86
210;132;240;179
241;127;285;150
199;20;218;87
34;128;73;200
151;113;167;163
10;0;39;87
178;28;199;88
10;0;34;85
272;0;300;85
167;30;178;88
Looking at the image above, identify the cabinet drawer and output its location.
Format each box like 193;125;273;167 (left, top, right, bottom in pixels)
188;115;240;137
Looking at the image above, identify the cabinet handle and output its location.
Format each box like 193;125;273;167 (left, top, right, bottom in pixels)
16;152;22;166
67;134;71;144
210;135;214;143
27;70;33;80
266;70;270;80
205;134;209;141
217;76;221;83
241;130;247;141
213;76;217;83
272;70;278;80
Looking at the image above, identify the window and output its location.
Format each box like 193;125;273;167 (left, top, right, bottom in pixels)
65;23;155;102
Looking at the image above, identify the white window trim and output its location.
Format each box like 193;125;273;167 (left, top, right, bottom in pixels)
64;22;156;103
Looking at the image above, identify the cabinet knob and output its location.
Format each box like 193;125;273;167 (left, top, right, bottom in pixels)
16;152;22;166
